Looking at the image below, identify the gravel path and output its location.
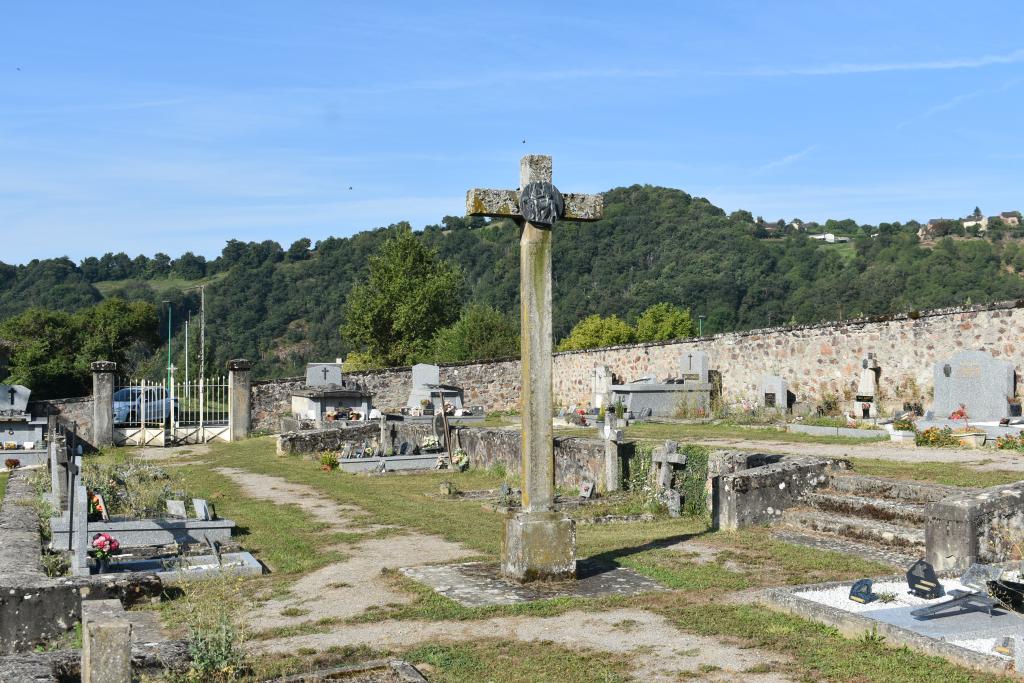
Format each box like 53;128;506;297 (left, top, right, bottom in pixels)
215;468;797;682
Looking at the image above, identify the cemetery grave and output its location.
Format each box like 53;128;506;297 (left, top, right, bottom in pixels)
0;382;50;468
765;560;1024;675
608;351;716;419
282;362;375;431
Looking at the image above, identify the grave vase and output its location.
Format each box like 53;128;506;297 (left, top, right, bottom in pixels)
96;557;110;574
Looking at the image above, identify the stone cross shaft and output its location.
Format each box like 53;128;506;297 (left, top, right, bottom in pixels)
467;155;603;513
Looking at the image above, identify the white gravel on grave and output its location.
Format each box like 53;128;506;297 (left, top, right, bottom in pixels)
794;571;1024;657
950;637;1011;660
794;579;973;614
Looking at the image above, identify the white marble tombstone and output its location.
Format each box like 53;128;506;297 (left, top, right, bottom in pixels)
592;366;612;409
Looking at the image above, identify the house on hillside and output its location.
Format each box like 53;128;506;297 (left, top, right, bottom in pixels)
998;211;1021;227
962;214;988;231
809;233;849;244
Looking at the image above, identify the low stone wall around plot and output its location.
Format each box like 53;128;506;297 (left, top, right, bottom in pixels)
926;481;1024;572
716;456;848;531
453;428;609;492
276;422;436;456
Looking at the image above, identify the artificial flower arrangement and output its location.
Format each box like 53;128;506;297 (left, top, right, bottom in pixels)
90;532;121;565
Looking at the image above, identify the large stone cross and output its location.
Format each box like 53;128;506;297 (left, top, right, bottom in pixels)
467;155;603;582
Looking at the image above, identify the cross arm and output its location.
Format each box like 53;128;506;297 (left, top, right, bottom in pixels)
466;188;604;222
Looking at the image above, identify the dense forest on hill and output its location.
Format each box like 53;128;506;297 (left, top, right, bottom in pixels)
4;184;1024;383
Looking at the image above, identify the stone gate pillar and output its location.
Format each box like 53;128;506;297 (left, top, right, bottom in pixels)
227;359;252;441
91;361;116;448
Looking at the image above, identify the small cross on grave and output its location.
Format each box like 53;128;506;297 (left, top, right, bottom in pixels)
322;367;330;382
468;155;602;582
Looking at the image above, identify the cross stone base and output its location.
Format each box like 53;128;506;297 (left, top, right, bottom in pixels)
501;511;576;582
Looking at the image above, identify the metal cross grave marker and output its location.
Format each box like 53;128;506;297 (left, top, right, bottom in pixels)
467;155;602;582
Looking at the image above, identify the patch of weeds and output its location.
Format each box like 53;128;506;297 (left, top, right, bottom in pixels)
876;591;897;603
612;618;640;631
40;550;69;577
327;581;352;589
405;640;632;683
278;607;309;617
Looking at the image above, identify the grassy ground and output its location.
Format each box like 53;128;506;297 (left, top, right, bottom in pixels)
849;457;1023;488
92;272;226;298
0;471;7;505
623;420;889;445
135;438;1018;682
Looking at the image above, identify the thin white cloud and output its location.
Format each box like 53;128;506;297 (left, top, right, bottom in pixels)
744;48;1024;77
755;145;817;174
896;78;1020;128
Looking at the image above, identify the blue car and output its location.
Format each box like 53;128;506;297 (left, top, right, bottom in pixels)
113;387;178;425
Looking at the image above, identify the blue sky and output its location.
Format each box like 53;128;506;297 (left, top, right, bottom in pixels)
2;1;1022;264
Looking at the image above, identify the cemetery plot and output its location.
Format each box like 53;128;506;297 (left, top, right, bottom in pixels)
766;561;1024;675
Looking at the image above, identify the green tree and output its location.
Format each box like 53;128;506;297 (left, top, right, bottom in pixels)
0;299;158;398
341;225;464;366
556;314;635;351
430;304;519;363
634;303;696;342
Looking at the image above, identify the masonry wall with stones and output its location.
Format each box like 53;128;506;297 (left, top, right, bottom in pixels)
250;301;1024;429
553;300;1024;413
29;398;94;449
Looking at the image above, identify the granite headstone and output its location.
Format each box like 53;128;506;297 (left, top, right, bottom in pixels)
932;350;1015;422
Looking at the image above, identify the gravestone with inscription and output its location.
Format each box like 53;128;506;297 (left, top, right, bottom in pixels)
592;366;613;410
679;352;709;383
406;363;466;414
759;375;789;412
610;352;714;418
305;363;344;387
932;350;1015;422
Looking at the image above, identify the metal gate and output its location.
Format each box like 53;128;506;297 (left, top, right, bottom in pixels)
113;374;229;446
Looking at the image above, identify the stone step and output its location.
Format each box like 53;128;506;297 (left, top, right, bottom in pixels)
771;530;920;569
827;473;961;504
780;508;926;550
804;491;927;526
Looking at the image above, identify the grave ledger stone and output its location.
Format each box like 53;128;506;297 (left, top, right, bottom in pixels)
468;155;602;581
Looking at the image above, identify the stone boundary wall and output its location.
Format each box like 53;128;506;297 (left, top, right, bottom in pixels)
249;300;1024;430
29;397;94;448
553;299;1024;411
40;300;1024;434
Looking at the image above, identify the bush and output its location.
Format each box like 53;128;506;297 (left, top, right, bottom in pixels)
893;418;916;432
676;445;710;518
319;451;339;470
4;458;19;470
178;615;245;683
915;427;961;448
82;458;187;518
995;434;1024;451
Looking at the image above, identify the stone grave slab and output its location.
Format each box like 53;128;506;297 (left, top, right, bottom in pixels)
401;561;667;607
933;350;1015;422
